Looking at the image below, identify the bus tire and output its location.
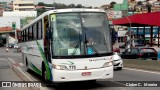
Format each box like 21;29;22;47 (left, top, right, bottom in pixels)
86;80;96;83
117;67;122;70
26;58;30;71
42;63;48;82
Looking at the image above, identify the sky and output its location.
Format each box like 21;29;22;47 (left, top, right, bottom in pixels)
1;0;124;7
1;0;146;7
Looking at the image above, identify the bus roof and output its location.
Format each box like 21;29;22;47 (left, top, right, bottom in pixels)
21;8;105;30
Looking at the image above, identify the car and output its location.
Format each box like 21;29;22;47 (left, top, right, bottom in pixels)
119;39;146;49
113;48;120;53
8;43;15;48
113;52;123;70
14;44;21;49
121;47;157;60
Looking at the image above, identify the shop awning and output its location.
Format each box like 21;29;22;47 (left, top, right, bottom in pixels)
112;12;160;27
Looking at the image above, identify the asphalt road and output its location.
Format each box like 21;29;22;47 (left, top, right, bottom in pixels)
0;48;30;90
1;47;160;90
0;58;31;90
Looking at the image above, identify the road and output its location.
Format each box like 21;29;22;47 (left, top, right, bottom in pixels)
0;48;31;90
0;47;160;90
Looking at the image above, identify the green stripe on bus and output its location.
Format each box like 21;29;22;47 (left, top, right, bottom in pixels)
36;41;52;80
28;61;42;76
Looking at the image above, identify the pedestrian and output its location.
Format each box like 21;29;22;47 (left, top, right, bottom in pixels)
145;42;150;47
6;48;9;52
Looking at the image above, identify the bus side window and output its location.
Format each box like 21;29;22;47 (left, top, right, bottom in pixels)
38;20;42;39
23;30;26;42
21;31;23;42
26;28;29;41
32;25;34;40
33;23;37;40
29;26;32;41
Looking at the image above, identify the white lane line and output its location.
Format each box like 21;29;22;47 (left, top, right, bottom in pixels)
19;63;24;66
124;68;160;75
110;81;126;86
7;58;16;64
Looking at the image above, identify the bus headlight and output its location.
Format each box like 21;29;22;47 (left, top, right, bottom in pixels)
103;61;113;67
52;64;68;70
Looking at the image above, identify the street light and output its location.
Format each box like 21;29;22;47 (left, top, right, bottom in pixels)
125;16;133;49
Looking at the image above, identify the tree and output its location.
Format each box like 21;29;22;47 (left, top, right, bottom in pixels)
68;4;75;8
38;2;45;6
146;2;152;12
75;4;83;8
137;1;142;5
110;1;116;8
37;8;46;16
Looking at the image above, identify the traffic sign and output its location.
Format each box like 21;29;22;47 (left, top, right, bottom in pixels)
12;22;16;30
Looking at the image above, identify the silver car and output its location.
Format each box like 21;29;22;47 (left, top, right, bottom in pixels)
14;44;21;49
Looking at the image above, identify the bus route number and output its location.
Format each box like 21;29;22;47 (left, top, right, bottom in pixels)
69;65;76;69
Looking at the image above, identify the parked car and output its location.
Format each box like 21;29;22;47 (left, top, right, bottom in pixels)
8;43;15;48
14;44;21;49
119;39;146;49
121;47;157;60
113;52;123;70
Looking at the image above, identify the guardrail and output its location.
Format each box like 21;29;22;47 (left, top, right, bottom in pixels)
123;59;160;71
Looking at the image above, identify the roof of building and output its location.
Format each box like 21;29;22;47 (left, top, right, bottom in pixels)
0;26;19;33
112;11;160;27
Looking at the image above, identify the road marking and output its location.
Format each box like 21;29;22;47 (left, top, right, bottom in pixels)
19;63;24;66
110;81;126;86
124;67;160;75
7;58;16;64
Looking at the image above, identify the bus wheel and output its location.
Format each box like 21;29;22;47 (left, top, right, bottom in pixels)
42;65;48;82
86;80;96;83
26;59;30;71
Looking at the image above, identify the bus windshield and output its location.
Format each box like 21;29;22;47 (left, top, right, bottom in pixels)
51;12;111;56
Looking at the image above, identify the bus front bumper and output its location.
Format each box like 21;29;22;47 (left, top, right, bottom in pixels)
51;66;113;82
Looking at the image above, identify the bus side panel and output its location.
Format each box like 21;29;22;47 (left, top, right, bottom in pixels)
22;40;44;75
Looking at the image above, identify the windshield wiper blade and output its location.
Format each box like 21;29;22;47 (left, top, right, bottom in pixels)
72;41;81;55
72;31;81;55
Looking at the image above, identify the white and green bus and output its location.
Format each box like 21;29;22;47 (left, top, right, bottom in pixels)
21;8;113;82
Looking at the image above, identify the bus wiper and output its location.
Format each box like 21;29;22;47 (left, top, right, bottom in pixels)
72;32;81;55
72;32;101;56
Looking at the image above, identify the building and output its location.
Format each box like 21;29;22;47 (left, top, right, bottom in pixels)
0;2;7;16
151;1;160;12
13;0;35;11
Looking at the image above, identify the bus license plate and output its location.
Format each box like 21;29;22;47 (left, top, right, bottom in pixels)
82;72;91;76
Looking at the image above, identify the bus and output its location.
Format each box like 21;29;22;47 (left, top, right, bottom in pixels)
20;8;113;82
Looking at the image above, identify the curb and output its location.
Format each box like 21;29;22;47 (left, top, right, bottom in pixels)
123;59;160;72
11;62;49;90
